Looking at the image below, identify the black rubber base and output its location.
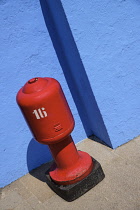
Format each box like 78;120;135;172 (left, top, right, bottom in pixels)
45;157;105;202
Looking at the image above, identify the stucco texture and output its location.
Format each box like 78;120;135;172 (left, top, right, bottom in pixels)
62;0;140;148
1;0;140;187
0;0;86;187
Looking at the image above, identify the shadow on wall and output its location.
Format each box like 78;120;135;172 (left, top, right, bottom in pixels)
39;0;112;148
27;138;52;172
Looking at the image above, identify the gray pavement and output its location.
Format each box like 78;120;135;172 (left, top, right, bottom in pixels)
0;136;140;210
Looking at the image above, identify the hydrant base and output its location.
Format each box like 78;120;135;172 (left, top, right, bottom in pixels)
45;157;105;202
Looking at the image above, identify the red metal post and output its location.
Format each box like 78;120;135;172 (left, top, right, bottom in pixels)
17;77;93;185
49;135;93;185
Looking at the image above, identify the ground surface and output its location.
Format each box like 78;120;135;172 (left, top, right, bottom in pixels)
0;136;140;210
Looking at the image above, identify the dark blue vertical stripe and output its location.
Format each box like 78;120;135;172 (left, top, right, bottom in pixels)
39;0;112;147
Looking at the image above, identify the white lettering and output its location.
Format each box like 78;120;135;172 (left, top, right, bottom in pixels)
33;107;47;119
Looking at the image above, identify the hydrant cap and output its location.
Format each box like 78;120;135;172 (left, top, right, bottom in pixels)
22;77;48;94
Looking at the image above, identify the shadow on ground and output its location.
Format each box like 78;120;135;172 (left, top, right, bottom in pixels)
27;138;53;182
88;135;111;148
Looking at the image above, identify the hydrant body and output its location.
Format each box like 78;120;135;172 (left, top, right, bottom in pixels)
17;77;74;144
17;77;93;185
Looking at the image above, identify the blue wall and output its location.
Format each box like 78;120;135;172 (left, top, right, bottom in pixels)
1;0;140;187
62;0;140;148
0;0;86;188
39;0;112;147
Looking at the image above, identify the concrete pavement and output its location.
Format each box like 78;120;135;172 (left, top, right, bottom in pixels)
0;136;140;210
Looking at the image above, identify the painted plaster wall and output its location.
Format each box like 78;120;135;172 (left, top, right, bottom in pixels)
62;0;140;148
1;0;140;188
0;0;86;187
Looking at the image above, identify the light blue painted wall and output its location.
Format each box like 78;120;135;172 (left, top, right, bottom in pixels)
62;0;140;148
0;0;86;187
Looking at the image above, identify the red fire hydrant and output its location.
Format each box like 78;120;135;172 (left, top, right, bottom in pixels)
16;77;105;201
